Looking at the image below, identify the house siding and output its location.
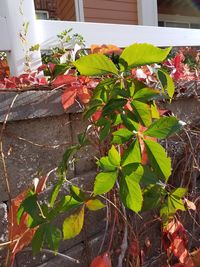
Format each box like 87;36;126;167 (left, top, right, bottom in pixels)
34;0;58;19
83;0;138;24
57;0;76;21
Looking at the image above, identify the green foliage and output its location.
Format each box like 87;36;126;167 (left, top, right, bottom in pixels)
63;207;84;239
74;54;118;76
144;116;182;139
144;139;171;180
120;43;171;69
17;43;187;258
93;171;118;196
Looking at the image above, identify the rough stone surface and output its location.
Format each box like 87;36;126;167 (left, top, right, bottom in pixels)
0;90;81;122
69;113;98;176
0;114;72;201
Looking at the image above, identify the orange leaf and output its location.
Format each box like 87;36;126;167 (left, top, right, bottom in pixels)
91;253;112;267
61;87;77;110
91;44;122;55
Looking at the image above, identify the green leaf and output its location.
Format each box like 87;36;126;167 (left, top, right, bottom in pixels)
121;113;139;131
32;225;45;255
108;145;121;166
86;199;106;211
144;139;171;180
18;193;45;228
98;156;116;172
121;139;141;166
55;196;82;214
140;166;159;185
144;117;182;139
78;132;90;146
102;99;127;116
49;180;64;208
133;88;160;102
112;128;133;144
57;145;79;178
131;100;152;127
99;121;111;141
93;171;118;196
83;104;101;120
151;102;160;119
169;195;185;212
70;185;86;202
142;185;162;211
74;54;118;76
63;207;84;240
120;175;143;213
120;44;171;69
172;188;187;198
29;43;40;52
52;64;69;78
45;224;62;252
157;69;175;98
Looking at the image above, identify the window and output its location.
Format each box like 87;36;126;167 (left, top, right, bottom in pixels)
35;10;49;20
158;14;200;29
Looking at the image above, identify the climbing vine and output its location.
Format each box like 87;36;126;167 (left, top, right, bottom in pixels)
1;43;199;267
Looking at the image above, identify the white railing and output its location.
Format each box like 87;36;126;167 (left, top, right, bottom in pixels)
0;0;200;76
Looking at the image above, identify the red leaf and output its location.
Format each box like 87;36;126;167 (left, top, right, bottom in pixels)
52;75;77;87
92;110;102;122
91;253;112;267
77;86;91;104
129;240;139;257
162;219;192;265
61;87;77;110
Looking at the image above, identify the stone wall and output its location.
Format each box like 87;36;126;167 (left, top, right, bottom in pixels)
0;80;199;266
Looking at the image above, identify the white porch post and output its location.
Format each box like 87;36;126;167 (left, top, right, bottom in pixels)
3;0;42;76
137;0;158;26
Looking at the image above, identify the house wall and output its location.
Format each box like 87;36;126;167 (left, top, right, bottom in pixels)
34;0;58;19
83;0;138;24
57;0;76;21
56;0;138;24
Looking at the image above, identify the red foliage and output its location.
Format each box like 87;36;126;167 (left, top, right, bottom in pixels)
7;176;47;266
162;219;195;266
0;73;47;89
90;253;112;267
52;74;99;110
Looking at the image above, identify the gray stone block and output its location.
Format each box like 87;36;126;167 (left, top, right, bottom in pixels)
69;113;98;175
0;90;82;122
0;114;72;201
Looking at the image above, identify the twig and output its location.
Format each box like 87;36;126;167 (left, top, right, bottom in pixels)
23;247;80;264
117;203;128;267
98;200;109;254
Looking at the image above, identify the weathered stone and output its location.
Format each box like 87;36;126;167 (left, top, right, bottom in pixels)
17;231;109;267
69;113;98;175
0;114;72;201
0;90;81;122
0;203;9;267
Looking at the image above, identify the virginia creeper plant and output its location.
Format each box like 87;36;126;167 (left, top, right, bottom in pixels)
4;43;199;267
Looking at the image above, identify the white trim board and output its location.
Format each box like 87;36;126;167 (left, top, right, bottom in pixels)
36;20;200;49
